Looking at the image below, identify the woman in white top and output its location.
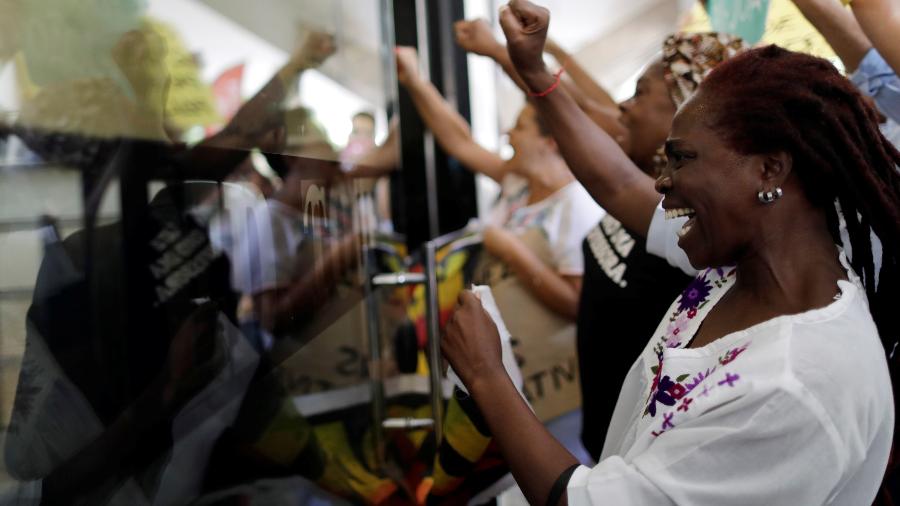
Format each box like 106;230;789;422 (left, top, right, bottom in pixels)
395;47;602;320
440;1;900;505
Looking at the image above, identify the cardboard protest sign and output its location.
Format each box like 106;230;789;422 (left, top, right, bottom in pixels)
471;228;580;422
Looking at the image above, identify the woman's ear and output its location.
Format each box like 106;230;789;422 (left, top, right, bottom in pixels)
760;151;792;186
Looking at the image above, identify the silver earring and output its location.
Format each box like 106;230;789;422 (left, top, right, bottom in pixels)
757;187;783;204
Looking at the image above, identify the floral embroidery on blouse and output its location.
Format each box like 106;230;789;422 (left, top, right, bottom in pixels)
664;312;691;348
677;275;713;313
650;370;745;437
644;266;740;418
719;343;749;366
644;341;751;418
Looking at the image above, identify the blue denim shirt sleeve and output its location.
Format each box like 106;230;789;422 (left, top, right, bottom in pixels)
851;48;900;124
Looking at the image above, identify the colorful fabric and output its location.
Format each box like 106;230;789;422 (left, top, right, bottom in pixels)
423;390;493;500
651;32;748;173
661;32;748;109
404;234;483;349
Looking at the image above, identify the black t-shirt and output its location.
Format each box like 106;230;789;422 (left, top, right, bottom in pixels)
25;185;235;424
576;214;691;460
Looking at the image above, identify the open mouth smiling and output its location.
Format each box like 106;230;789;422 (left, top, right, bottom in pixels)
665;207;697;239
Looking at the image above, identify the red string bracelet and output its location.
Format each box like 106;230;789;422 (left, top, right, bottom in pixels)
528;67;565;98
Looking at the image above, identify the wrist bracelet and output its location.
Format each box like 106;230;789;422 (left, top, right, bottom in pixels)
528;67;565;98
546;463;580;506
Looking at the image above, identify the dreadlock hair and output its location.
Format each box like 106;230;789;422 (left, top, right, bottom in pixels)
699;44;900;367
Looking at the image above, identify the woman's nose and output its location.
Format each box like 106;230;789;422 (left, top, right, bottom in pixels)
654;173;673;195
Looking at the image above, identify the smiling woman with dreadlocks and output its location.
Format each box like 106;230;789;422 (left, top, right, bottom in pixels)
439;1;900;505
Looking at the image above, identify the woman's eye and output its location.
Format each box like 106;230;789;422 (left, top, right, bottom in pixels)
669;152;694;167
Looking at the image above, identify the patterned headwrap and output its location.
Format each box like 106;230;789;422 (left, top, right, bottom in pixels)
650;32;748;174
662;32;748;108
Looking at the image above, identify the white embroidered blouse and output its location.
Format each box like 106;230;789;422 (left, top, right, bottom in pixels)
567;258;893;505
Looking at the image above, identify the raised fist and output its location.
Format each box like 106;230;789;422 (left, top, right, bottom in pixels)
291;31;337;69
498;0;550;77
454;19;503;57
394;46;421;87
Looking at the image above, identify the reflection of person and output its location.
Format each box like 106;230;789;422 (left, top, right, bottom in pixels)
442;1;899;504
395;46;602;320
229;106;349;340
226;111;398;341
342;111;376;163
2;25;376;506
4;191;248;505
338;111;397;232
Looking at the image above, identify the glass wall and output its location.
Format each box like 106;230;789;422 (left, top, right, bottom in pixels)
0;0;448;503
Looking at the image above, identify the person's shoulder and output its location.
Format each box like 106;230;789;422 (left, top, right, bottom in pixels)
784;283;892;442
558;181;603;215
788;280;885;375
500;172;528;192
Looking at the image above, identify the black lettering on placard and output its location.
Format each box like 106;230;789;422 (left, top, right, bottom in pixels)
530;370;547;399
522;357;578;403
284;373;312;393
283;372;334;394
551;357;577;390
336;346;363;377
510;337;524;368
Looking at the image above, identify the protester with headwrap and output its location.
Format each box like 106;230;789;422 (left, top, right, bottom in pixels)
643;32;748;174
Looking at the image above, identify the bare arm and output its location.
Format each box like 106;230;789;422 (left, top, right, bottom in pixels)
851;0;900;76
484;226;580;320
454;20;611;116
260;233;359;335
395;46;506;182
185;32;338;180
345;119;401;178
443;291;580;506
454;19;530;92
498;1;659;237
545;38;619;110
790;0;872;72
454;19;629;149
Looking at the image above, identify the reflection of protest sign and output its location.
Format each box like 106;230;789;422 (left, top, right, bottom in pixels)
278;287;369;394
145;18;221;129
279;235;408;395
472;229;581;422
684;0;838;64
289;374;511;503
405;233;483;350
212;63;245;122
